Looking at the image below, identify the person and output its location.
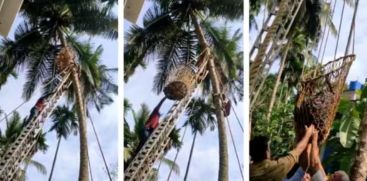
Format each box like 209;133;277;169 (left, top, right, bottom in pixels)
135;97;167;153
26;93;53;124
223;96;231;117
284;130;326;181
329;171;349;181
285;130;349;181
250;124;315;181
143;97;167;140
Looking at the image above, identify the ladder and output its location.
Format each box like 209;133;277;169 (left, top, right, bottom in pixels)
0;67;73;180
249;0;304;93
124;52;212;180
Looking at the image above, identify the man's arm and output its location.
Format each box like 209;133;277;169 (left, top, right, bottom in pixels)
294;125;315;156
310;131;327;180
275;125;315;179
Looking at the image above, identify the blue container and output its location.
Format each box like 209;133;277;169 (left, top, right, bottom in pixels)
349;81;363;91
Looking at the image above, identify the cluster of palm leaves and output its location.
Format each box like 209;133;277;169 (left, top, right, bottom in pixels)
0;0;117;180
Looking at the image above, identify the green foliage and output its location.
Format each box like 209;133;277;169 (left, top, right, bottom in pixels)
337;99;361;148
322;84;367;173
49;105;78;139
185;98;217;134
0;0;117;100
253;101;296;157
124;0;243;97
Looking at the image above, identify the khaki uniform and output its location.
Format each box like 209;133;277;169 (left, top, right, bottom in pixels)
250;150;299;181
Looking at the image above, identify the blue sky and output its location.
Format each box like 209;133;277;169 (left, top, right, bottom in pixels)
124;1;244;181
0;7;118;181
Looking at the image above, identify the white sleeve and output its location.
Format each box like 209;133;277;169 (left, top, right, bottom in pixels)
312;170;326;181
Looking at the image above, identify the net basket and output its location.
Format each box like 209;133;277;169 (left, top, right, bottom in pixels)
294;55;355;143
163;65;196;100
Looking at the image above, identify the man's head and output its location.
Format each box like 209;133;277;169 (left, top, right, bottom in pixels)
331;170;349;181
250;136;270;163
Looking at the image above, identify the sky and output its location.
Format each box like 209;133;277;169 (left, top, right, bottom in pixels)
0;6;118;181
250;0;367;84
124;1;244;181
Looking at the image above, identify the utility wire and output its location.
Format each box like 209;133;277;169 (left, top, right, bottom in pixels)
231;105;244;133
89;116;113;181
334;0;347;59
321;0;338;63
0;101;27;123
226;117;244;180
166;126;188;181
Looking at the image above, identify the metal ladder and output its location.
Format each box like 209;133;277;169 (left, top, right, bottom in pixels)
0;68;73;180
249;0;304;93
124;53;212;180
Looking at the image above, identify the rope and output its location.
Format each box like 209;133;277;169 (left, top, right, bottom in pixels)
344;0;359;55
226;117;244;180
166;126;188;181
334;0;346;59
88;152;94;181
320;0;338;63
89;116;113;181
0;101;27;123
352;23;355;54
317;0;337;61
316;0;333;61
231;105;244;133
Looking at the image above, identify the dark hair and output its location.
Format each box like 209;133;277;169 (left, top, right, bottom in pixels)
250;136;269;163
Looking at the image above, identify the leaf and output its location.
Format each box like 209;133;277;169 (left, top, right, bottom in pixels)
339;114;360;148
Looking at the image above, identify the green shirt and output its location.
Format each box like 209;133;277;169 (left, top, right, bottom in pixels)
250;150;299;181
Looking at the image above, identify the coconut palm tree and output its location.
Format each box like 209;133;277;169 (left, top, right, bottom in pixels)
0;1;117;179
47;105;78;181
125;1;243;177
182;98;216;181
45;39;117;180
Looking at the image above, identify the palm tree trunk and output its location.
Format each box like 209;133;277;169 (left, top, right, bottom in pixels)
58;32;89;181
48;137;62;181
350;103;367;180
266;43;290;123
191;12;228;181
183;131;197;181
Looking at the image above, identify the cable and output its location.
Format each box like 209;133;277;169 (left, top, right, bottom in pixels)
316;0;333;61
226;117;244;180
316;0;336;62
231;105;244;133
0;101;27;123
344;0;359;56
352;23;355;54
88;152;94;181
89;115;113;181
321;0;338;63
166;126;188;181
334;0;346;59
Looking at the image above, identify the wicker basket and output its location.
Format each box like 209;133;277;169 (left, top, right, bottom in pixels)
294;55;355;143
163;65;196;100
